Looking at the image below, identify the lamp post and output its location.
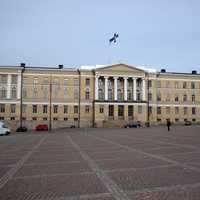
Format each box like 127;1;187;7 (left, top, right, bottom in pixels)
19;63;25;128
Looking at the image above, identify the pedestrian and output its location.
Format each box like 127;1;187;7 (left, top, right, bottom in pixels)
167;119;171;131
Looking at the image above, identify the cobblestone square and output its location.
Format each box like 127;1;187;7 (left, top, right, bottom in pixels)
0;126;200;199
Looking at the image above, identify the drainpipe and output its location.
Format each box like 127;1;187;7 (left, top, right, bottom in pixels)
78;69;81;128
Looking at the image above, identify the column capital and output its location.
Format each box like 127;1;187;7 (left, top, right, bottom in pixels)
123;77;128;80
113;76;118;80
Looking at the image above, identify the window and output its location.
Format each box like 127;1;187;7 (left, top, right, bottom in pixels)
74;106;78;114
43;105;48;113
118;105;124;116
53;117;58;121
148;93;152;101
74;118;78;121
109;105;114;117
192;118;196;122
11;75;17;84
33;88;38;98
11;86;17;98
157;93;161;101
157;107;161;115
64;79;68;86
128;105;133;117
192;95;195;102
166;93;170;102
175;118;179;122
157;118;161;122
64;117;68;121
98;89;104;100
138;106;142;114
43;117;47;121
148;80;152;87
157;80;161;88
85;90;90;100
175;95;179;102
22;104;27;113
85;105;90;113
99;105;104;113
175;107;179;115
149;106;152;114
127;89;132;101
22;117;26;121
191;82;195;89
108;89;113;100
0;117;4;120
64;87;68;99
10;104;16;113
192;107;196;115
183;82;187;89
0;104;5;113
166;81;170;88
64;105;68;114
0;87;7;98
53;105;58;113
43;77;48;85
183;94;187;102
33;77;38;86
32;105;37;113
184;107;187;115
0;75;7;84
166;107;170;114
86;78;90;86
74;88;79;100
32;117;37;120
10;117;15;120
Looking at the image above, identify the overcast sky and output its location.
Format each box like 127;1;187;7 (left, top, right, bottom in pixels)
0;0;200;72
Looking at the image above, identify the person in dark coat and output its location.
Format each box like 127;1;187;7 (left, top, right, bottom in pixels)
167;119;171;131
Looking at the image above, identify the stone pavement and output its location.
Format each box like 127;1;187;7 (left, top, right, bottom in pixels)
0;126;200;199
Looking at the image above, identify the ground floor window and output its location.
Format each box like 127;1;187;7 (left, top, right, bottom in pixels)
109;105;114;117
118;105;124;117
138;106;142;114
99;105;104;113
128;105;133;117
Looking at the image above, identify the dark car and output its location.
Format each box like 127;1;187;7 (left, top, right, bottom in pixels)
124;122;141;128
184;120;192;126
70;125;76;128
16;126;27;132
36;124;48;131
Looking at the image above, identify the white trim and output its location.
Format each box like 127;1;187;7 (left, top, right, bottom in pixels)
150;103;200;107
24;73;79;77
0;101;92;105
150;77;200;82
96;74;144;78
95;102;146;106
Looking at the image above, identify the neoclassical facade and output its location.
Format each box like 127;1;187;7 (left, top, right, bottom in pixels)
0;63;200;130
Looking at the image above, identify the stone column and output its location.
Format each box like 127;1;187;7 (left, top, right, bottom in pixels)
104;76;108;100
7;74;11;99
142;78;146;101
114;77;118;101
17;74;21;99
133;78;137;101
124;77;128;101
95;76;99;100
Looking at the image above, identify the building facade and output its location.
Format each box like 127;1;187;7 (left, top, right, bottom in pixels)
0;63;200;130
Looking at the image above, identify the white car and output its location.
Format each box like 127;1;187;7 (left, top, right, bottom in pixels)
0;122;10;136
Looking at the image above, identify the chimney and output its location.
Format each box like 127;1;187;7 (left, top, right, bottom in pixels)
58;65;63;69
161;69;166;73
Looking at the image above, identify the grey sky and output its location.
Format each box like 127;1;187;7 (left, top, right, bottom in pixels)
0;0;200;72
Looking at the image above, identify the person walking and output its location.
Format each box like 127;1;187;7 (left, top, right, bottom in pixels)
167;119;171;131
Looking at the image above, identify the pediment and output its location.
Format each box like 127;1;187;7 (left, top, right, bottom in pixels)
95;63;145;73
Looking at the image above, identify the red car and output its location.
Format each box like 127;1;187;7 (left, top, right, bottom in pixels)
35;124;48;131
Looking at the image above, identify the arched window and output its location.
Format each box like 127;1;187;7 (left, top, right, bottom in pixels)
11;86;17;98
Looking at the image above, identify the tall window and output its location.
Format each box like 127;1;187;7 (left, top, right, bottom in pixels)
183;94;187;102
175;95;179;102
11;75;17;84
183;82;187;89
32;105;37;113
85;89;90;100
157;80;161;88
43;105;48;113
98;89;104;100
64;105;68;114
0;104;5;113
138;106;142;114
10;104;16;113
85;78;90;87
53;105;58;113
85;105;90;113
175;107;179;115
191;82;195;89
74;106;78;114
148;80;152;88
166;107;170;114
192;107;196;115
128;105;133;117
118;105;124;116
183;107;187;115
157;107;161;114
108;89;113;100
74;78;79;86
175;81;179;88
192;95;195;102
0;87;7;99
11;86;17;98
157;93;161;101
74;88;79;100
0;75;7;84
22;87;27;98
22;104;27;113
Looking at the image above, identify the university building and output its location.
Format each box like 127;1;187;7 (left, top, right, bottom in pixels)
0;63;200;130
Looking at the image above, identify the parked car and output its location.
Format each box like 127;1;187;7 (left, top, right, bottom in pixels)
184;120;192;126
0;122;10;136
16;126;27;132
35;124;48;131
124;122;141;128
70;125;76;128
